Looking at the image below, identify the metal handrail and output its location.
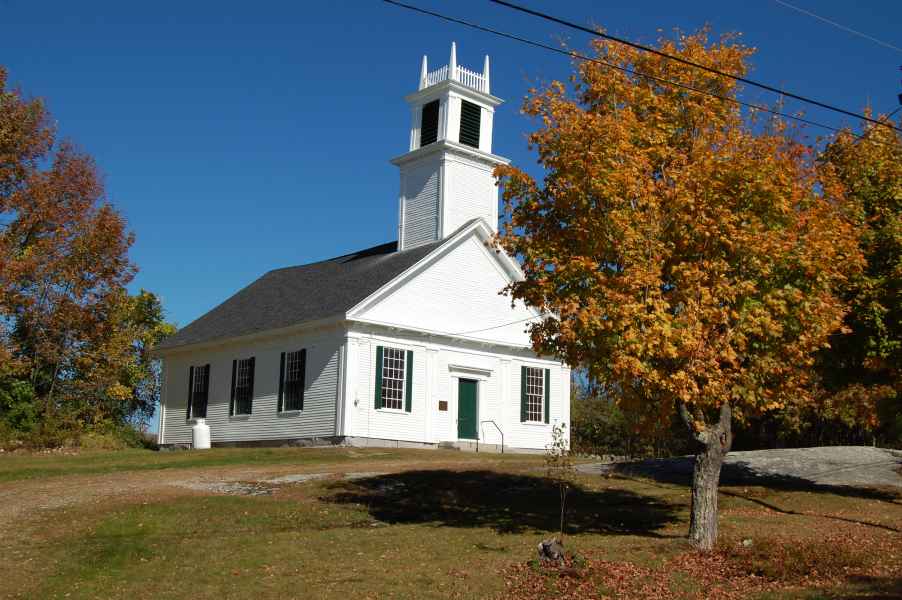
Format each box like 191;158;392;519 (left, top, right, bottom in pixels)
477;420;504;453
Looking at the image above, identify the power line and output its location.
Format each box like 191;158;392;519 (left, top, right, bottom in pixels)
489;0;902;134
383;0;897;148
773;0;902;54
448;315;543;337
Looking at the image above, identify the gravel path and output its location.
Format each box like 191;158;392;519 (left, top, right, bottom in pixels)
577;446;902;489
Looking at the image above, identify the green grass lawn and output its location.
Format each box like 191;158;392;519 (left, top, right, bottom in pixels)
0;446;536;483
1;447;899;600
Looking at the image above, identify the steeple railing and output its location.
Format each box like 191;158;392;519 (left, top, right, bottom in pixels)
457;66;487;92
425;65;449;88
423;64;487;93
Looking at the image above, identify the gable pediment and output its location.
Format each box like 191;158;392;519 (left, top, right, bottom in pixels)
348;219;540;346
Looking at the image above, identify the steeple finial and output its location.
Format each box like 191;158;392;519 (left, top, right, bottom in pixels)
483;55;490;94
419;55;428;90
449;41;457;81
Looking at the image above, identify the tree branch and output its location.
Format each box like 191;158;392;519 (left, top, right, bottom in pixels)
716;401;732;450
677;400;706;444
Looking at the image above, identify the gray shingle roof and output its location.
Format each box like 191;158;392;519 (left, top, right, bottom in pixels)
157;239;443;351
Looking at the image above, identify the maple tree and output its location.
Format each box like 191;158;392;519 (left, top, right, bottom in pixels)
494;30;863;549
815;117;901;441
0;67;172;443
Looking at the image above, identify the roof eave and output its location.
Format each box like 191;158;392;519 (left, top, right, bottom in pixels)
152;315;346;358
389;140;510;168
403;79;504;107
347;317;556;356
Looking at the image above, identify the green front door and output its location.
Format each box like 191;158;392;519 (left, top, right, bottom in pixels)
457;379;478;440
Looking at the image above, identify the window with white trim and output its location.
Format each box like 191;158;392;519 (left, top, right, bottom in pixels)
525;367;545;422
380;347;406;410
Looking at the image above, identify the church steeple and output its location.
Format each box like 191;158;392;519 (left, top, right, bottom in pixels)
391;43;509;251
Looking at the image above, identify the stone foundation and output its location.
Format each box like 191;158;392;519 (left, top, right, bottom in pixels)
160;435;541;454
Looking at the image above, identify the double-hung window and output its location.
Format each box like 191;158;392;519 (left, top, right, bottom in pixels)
521;366;550;424
278;349;306;412
230;357;255;416
186;364;210;419
374;345;413;412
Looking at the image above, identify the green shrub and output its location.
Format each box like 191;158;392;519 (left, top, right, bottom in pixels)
571;390;689;458
111;422;158;450
77;421;157;451
0;413;155;451
0;379;38;433
0;372;161;451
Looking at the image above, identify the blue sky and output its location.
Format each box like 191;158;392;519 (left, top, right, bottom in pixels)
1;0;900;331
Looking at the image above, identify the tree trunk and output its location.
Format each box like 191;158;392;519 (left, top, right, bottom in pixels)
688;433;727;549
679;401;732;551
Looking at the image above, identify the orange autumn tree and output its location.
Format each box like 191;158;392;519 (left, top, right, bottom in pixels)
1;67;172;443
494;30;863;550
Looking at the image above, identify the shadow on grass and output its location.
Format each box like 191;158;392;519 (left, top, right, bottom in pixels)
323;469;681;536
613;457;900;501
609;457;901;533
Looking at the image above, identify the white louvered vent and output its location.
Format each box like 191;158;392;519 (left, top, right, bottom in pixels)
402;164;439;250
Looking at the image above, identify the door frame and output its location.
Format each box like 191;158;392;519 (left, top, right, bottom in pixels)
456;377;479;440
448;364;493;443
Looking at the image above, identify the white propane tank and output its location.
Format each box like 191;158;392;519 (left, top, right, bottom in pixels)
192;418;211;450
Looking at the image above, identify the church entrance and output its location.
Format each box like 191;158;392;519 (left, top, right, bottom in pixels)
457;379;478;440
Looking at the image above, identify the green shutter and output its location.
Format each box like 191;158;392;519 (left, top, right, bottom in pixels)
544;368;551;424
246;357;255;415
297;349;307;411
277;352;285;412
420;100;439;146
405;350;413;412
374;345;384;409
186;366;195;419
520;366;527;422
229;360;237;416
200;364;211;418
458;100;481;148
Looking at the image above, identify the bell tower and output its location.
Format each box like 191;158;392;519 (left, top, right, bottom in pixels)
391;43;509;251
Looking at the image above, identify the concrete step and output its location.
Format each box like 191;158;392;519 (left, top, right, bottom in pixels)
439;440;506;453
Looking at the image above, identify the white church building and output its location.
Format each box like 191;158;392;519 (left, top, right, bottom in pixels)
156;45;571;451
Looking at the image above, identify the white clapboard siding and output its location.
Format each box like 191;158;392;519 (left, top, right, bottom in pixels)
344;327;569;450
160;329;342;445
357;234;536;347
503;361;570;450
442;156;496;236
401;161;439;249
346;337;429;443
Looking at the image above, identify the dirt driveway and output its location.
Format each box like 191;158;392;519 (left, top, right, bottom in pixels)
0;453;526;533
